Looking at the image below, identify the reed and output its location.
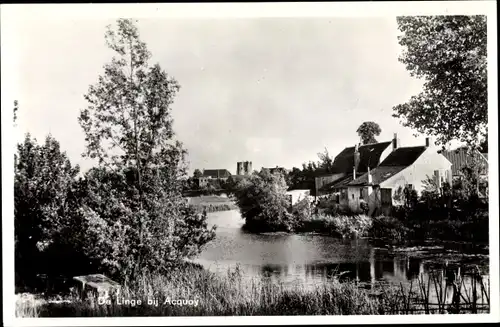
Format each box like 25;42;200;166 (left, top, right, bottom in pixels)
191;202;238;213
16;264;490;317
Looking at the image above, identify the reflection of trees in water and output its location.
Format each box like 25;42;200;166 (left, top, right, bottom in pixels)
257;254;428;286
255;250;485;296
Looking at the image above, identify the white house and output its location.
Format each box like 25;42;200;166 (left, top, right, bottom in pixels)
342;137;452;216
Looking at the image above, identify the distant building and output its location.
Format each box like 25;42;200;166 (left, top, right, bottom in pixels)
439;147;488;197
198;169;232;188
236;161;253;176
439;147;488;179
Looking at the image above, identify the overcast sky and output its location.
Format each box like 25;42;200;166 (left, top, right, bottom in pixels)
9;14;438;175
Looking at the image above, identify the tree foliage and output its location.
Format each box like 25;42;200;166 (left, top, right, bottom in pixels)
193;169;203;178
479;132;488;153
393;16;487;147
77;18;215;280
356;121;381;145
317;147;335;172
14;134;83;286
234;170;294;232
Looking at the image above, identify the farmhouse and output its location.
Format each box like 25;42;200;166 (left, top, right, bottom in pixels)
315;135;397;197
198;169;232;187
343;137;452;216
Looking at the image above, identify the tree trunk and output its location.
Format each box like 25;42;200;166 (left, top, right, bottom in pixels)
130;38;144;279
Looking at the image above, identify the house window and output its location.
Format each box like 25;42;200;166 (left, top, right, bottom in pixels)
359;188;363;198
352;194;354;200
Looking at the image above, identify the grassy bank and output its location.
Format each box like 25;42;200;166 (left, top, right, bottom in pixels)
295;214;373;238
368;215;489;245
16;264;489;317
188;195;238;213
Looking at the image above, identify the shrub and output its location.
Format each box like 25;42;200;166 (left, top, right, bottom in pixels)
291;197;313;222
78;167;216;282
330;215;373;238
316;195;340;216
14;134;83;289
369;216;410;243
302;214;372;239
234;170;295;232
14;134;217;287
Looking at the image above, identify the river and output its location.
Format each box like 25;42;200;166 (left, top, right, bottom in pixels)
193;210;489;295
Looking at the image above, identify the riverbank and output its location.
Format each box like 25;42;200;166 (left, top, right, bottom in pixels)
242;212;489;246
188;195;238;213
16;262;490;317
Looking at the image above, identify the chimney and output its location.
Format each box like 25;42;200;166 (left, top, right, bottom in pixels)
353;144;360;179
367;167;373;184
425;137;433;147
392;133;400;151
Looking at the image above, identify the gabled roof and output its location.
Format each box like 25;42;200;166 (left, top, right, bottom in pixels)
347;146;427;187
378;146;427;166
440;147;488;175
202;169;232;178
320;173;354;191
331;141;392;174
348;166;407;186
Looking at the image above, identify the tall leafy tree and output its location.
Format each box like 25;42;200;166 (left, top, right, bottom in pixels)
393;16;487;147
15;134;81;285
234;170;294;232
78;19;215;279
356;121;381;145
317;147;334;172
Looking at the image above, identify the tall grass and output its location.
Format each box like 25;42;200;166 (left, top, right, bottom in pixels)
297;214;373;238
16;264;489;317
192;203;238;213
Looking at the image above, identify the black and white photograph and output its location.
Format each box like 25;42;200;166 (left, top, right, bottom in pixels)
2;2;498;325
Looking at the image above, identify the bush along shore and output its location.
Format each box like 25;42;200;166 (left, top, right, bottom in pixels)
191;202;238;213
233;170;489;245
16;263;490;317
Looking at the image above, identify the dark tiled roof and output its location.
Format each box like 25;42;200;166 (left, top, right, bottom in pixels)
347;146;427;187
320;173;354;191
312;168;329;177
348;166;407;186
440;148;488;175
202;169;232;178
379;146;427;167
331;141;392;174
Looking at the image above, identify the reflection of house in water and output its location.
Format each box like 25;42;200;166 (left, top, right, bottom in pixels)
255;251;428;290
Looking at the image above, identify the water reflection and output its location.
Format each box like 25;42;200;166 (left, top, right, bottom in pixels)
194;210;488;293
